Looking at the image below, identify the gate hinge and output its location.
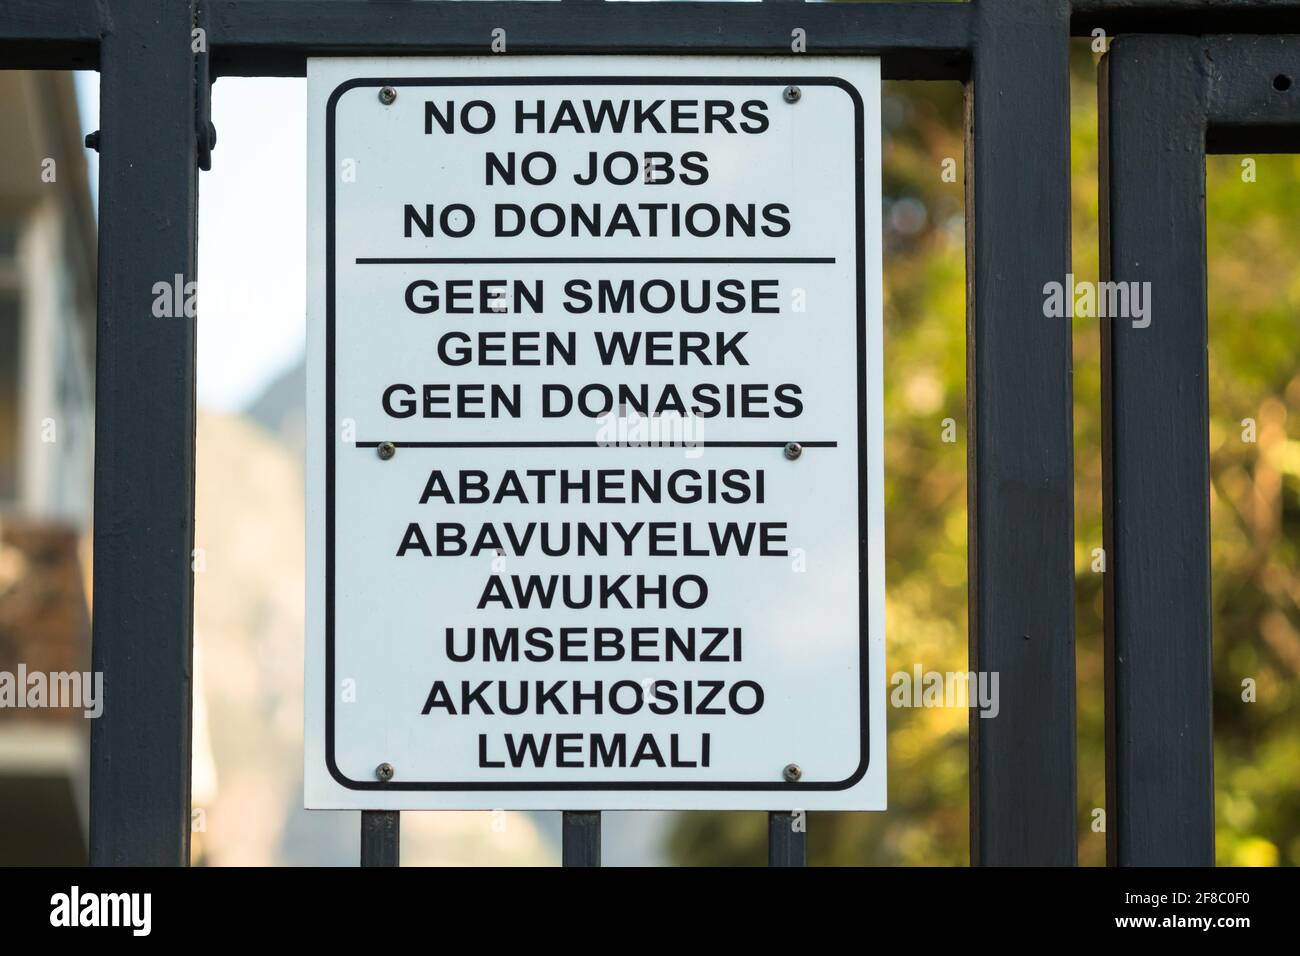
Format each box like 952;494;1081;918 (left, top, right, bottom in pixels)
195;5;216;171
82;13;217;167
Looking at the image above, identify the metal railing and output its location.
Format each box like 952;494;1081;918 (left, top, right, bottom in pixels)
0;0;1293;867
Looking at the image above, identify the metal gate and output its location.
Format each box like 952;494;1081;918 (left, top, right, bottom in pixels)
0;0;1293;867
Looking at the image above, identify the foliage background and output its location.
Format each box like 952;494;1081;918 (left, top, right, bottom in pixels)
668;41;1300;867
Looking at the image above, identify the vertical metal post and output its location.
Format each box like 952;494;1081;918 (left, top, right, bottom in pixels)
360;811;401;866
89;0;199;866
767;811;806;867
1099;34;1215;866
965;0;1077;865
562;811;600;867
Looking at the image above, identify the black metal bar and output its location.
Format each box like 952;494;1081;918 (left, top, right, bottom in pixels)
89;0;200;866
8;1;1300;71
1204;35;1300;153
1099;34;1214;867
0;0;102;68
561;812;601;867
966;0;1077;866
767;811;806;867
360;811;401;866
1073;1;1300;36
206;0;972;80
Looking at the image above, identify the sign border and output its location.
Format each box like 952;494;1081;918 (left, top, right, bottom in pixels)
324;74;869;792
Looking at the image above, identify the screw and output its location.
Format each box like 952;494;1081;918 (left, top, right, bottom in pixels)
783;85;801;104
379;86;397;105
377;441;396;460
783;441;803;461
783;763;802;783
376;762;395;782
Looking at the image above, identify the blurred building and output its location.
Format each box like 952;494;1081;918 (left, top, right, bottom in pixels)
0;71;97;864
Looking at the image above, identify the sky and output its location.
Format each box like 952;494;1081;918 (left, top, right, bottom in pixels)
75;73;308;412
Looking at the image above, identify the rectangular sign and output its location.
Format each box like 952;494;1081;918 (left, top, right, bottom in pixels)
306;56;885;810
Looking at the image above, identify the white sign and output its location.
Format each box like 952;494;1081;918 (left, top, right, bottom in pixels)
306;56;885;810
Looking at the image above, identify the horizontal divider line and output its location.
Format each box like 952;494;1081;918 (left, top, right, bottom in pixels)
354;257;837;264
354;440;839;448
